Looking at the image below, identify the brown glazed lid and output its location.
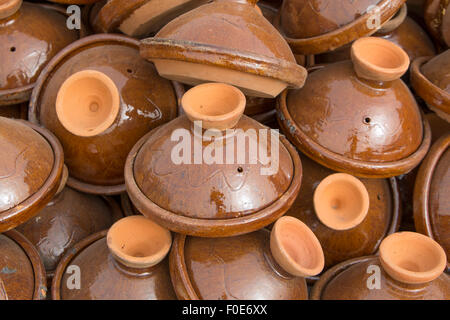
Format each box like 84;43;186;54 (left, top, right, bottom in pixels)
0;1;83;106
277;37;431;178
91;0;210;38
0;117;64;232
52;216;177;300
125;83;302;237
170;216;324;299
424;0;450;47
0;276;7;300
274;0;405;54
0;230;47;300
411;50;450;122
414;133;450;272
311;232;449;300
47;0;103;4
29;34;180;195
16;187;124;276
140;0;306;98
284;153;400;269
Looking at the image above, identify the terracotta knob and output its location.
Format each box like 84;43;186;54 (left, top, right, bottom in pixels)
313;173;370;231
351;37;409;82
380;232;447;284
107;216;172;269
0;0;21;20
181;82;246;130
56;70;120;137
270;216;325;277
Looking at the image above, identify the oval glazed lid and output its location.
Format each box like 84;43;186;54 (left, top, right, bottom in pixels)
414;133;450;271
139;0;306;98
274;0;405;54
410;50;450;122
0;1;83;106
91;0;210;38
277;60;431;178
0;117;64;232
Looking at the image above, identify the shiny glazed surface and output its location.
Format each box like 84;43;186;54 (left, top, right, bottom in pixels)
422;50;450;94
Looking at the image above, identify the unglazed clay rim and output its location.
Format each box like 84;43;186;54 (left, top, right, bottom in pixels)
124;118;303;237
4;230;47;300
276;90;432;178
270;216;325;277
0;3;86;106
0;120;64;233
410;56;450;119
52;230;107;300
413;134;450;273
310;255;376;300
139;38;307;90
379;232;447;284
29;34;183;196
313;173;370;231
273;0;406;55
106;216;172;268
377;3;407;34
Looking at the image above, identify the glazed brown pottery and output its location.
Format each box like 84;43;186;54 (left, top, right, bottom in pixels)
275;0;405;54
16;186;124;278
0;276;7;300
0;229;47;300
52;216;177;300
277;37;431;178
47;0;103;4
311;232;449;300
29;34;180;195
411;50;450;122
0;1;83;106
125;83;302;237
140;0;307;98
0;117;64;233
414;133;450;272
0;102;27;119
424;0;450;47
120;192;140;216
284;153;400;269
170;216;324;299
91;0;210;38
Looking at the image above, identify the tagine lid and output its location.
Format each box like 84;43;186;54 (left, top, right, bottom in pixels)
284;153;401;269
126;83;302;237
0;1;83;106
274;0;405;54
277;38;431;178
0;117;64;233
139;0;306;98
0;230;47;300
411;50;450;122
91;0;210;38
52;223;176;300
29;34;179;196
414;133;450;271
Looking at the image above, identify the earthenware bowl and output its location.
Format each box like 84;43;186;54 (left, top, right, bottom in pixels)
283;152;401;270
0;1;84;107
414;133;449;272
140;0;306;98
16;185;124;279
52;216;177;300
170;216;324;299
277;37;431;178
410;50;450;122
275;0;405;54
125;83;302;237
91;0;210;38
424;0;450;47
29;34;181;195
0;230;47;300
311;232;449;299
0;117;64;233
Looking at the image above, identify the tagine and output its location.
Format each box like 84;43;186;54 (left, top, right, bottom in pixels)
311;232;449;300
125;82;302;237
52;216;176;300
277;37;431;178
424;0;450;47
29;34;180;195
170;216;324;299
